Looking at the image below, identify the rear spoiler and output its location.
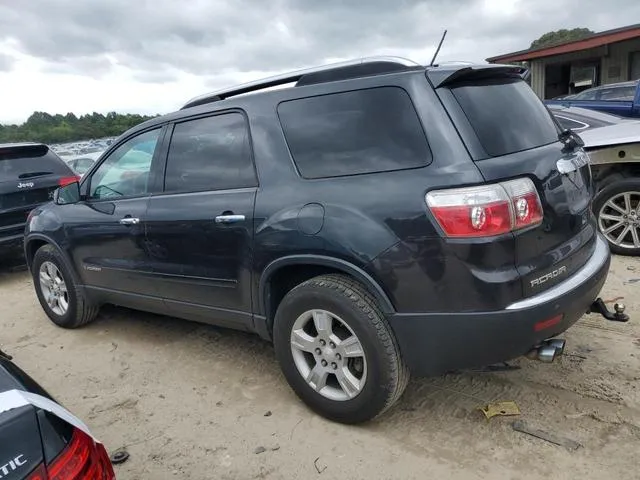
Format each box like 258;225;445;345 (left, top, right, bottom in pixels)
426;64;529;88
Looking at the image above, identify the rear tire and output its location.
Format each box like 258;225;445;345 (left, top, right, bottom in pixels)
592;178;640;256
32;245;99;328
273;274;409;424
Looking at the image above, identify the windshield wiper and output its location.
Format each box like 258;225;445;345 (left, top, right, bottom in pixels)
19;171;53;179
558;128;584;152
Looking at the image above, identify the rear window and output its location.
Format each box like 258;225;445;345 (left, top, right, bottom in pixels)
598;85;637;101
451;78;559;157
278;87;431;179
0;145;69;181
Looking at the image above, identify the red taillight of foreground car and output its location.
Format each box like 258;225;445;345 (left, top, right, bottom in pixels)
26;428;115;480
426;178;543;238
58;176;81;187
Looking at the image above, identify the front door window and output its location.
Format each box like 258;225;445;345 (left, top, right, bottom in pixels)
89;129;161;200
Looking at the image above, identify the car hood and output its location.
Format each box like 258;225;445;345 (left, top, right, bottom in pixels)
579;121;640;149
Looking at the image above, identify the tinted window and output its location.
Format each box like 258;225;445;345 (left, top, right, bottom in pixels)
278;87;430;179
572;89;598;100
452;78;559;157
599;86;636;101
165;113;256;192
0;146;70;181
89;128;160;199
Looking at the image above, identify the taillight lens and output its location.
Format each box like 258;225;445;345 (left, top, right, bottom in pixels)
426;178;543;238
44;428;115;480
27;464;48;480
502;178;544;230
59;176;81;187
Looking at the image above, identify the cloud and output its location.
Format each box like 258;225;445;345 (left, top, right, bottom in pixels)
0;52;14;71
0;0;639;122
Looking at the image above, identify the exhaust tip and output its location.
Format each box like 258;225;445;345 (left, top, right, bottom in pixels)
547;338;566;356
537;345;557;363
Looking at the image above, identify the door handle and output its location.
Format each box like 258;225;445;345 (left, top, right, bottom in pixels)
215;214;245;224
119;217;140;225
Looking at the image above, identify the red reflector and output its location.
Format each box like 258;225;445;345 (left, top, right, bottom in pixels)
534;314;563;332
58;176;81;187
47;428;115;480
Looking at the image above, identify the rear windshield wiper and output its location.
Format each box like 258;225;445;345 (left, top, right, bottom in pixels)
558;129;584;152
18;171;53;179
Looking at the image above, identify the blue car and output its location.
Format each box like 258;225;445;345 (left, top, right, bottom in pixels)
545;80;640;118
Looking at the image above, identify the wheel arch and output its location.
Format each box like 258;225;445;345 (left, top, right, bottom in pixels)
259;255;395;331
591;162;640;192
25;235;80;282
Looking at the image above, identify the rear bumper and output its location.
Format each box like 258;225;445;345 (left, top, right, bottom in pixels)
388;234;611;376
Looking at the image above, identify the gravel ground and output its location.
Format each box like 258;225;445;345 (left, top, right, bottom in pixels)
1;254;639;480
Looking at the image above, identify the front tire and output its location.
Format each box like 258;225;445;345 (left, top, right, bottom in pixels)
273;274;408;424
593;178;640;256
32;245;99;328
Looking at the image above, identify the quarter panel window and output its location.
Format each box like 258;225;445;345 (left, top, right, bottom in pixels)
164;113;257;193
277;87;431;179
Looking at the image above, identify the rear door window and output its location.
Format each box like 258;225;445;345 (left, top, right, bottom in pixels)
278;87;431;179
164;113;257;193
451;78;559;157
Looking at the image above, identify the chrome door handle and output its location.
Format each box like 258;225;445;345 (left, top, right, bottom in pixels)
119;217;140;225
215;214;245;224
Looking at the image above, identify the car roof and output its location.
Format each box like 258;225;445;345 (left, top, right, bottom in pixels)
547;105;625;121
585;80;639;91
126;59;527;137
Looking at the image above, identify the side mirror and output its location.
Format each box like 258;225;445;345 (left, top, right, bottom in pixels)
54;181;81;205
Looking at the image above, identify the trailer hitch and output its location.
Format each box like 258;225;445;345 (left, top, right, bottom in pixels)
587;298;629;322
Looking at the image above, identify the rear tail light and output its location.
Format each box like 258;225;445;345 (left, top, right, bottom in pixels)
27;464;47;480
426;177;543;238
26;428;115;480
58;176;81;187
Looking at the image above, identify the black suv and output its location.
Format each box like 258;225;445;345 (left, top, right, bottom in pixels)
1;143;78;254
25;57;612;423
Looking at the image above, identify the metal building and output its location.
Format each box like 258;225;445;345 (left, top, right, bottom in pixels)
487;24;640;99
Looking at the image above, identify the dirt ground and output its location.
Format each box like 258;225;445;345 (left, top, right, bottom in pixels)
1;254;640;480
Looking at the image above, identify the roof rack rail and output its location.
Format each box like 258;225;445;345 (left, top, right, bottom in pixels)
181;56;421;110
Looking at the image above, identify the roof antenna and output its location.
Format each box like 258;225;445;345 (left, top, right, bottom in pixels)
429;29;448;66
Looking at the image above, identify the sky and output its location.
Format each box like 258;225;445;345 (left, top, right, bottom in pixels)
1;0;639;124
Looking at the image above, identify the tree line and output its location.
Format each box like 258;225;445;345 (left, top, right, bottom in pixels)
0;111;158;144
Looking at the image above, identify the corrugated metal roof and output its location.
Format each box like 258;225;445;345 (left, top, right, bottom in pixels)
487;24;640;63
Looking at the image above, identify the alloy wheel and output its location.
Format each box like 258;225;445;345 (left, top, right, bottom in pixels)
39;261;69;316
598;191;640;250
290;309;367;401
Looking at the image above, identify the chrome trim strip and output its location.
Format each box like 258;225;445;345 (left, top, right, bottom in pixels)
506;234;609;310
